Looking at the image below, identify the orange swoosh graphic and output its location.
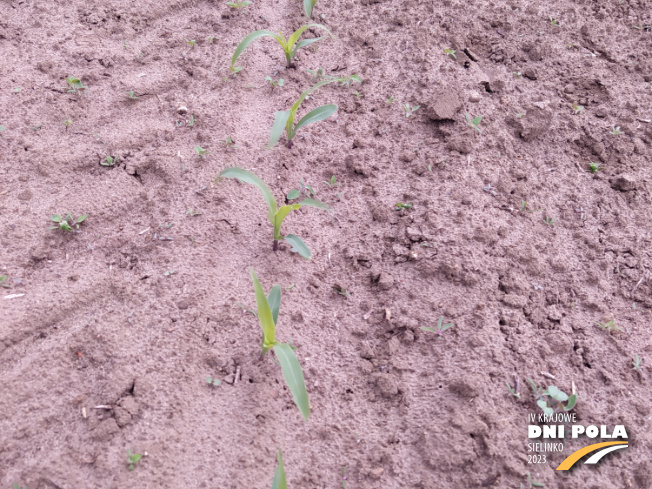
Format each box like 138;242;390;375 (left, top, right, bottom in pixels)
556;441;628;470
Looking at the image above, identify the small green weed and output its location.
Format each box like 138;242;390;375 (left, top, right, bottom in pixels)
251;268;310;420
287;178;316;199
528;378;577;416
195;145;209;158
323;175;339;186
385;95;396;104
185;39;196;48
0;275;10;289
595;319;623;334
444;48;456;59
102;155;118;167
63;118;72;129
421;316;454;339
522;471;545;488
217;136;238;151
226;0;252;9
403;103;420;118
543;215;557;226
610;125;623;135
126;90;139;100
549;16;560;26
587;161;602;173
632;354;642;371
506;381;521;399
465;113;483;133
127;449;142;471
49;213;88;232
265;75;285;90
395;202;412;210
571;102;584;115
306;67;324;80
206;376;222;386
65;76;87;95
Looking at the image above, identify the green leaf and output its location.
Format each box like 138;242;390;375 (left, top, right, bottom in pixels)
76;214;88;223
50;215;62;223
269;110;291;148
420;326;437;333
284;234;311;259
291;104;337;139
537;399;553;416
303;0;314;17
472;116;482;125
218;167;278;224
250;267;277;353
273;343;310;420
297;198;329;210
230;30;278;72
267;285;282;325
271;449;287;489
292;36;324;57
546;386;568;403
274;204;302;240
565;394;578;411
287;189;301;200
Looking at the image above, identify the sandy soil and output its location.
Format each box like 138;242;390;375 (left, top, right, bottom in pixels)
1;0;651;487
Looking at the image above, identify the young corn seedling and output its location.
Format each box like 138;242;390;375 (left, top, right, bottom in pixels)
217;167;329;259
506;381;521;399
195;145;209;158
48;212;88;232
543;215;557;226
65;76;87;95
527;379;577;415
465;113;483;133
403;103;420;118
632;354;642;371
127;450;142;471
444;48;457;59
420;316;453;339
250;268;310;420
271;449;288;489
610;125;623;135
231;24;332;72
268;76;360;148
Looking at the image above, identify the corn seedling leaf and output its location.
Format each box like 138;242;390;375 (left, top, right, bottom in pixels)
273;343;310;420
287;24;331;48
292;104;338;137
267;285;282;325
231;30;279;72
303;0;318;17
218;167;278;224
274;204;302;240
284;234;311;259
250;268;277;353
297;198;329;209
269;110;291;148
292;36;324;56
271;449;287;489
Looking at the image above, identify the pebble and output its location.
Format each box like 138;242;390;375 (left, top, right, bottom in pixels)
469;91;481;103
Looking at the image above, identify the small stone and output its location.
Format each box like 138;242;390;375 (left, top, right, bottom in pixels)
523;68;537;80
369;467;384;479
223;373;235;384
114;406;132;427
375;373;399;398
377;272;395;291
502;293;528;308
469;91;481;103
406;226;422;242
611;174;637;192
178;105;188;114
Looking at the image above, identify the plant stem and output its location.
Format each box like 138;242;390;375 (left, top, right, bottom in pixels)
273;239;279;251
